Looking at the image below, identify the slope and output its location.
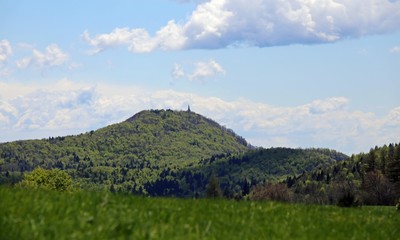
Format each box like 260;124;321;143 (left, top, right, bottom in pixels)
0;109;349;197
287;143;400;205
0;109;249;192
148;147;347;197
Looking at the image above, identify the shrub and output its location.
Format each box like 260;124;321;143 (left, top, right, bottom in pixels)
337;191;359;208
18;167;73;192
250;183;292;202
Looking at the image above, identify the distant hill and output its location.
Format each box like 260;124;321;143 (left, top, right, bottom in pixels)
0;109;347;197
286;143;400;205
149;147;347;197
0;109;249;191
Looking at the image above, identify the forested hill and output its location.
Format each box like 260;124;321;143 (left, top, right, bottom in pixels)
286;143;400;205
155;147;347;197
0;109;347;197
0;109;249;190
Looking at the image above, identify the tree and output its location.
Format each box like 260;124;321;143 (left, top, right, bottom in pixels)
366;149;376;172
387;144;400;183
360;171;395;205
380;150;387;174
242;179;250;196
327;180;358;207
206;173;222;198
18;167;73;192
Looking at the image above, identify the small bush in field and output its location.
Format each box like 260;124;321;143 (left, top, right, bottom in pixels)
18;167;73;192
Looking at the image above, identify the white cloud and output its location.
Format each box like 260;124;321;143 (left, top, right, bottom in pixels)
189;59;225;80
390;46;400;53
171;59;225;81
16;44;69;69
83;0;400;52
171;63;186;79
0;40;13;76
1;81;399;154
83;22;186;54
15;57;31;69
308;97;349;114
0;40;12;63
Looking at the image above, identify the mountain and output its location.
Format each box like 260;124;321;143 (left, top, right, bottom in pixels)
0;109;347;197
0;109;249;191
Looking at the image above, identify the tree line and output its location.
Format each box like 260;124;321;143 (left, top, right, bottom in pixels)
250;143;400;206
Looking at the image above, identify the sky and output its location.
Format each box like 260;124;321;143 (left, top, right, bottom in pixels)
0;0;399;154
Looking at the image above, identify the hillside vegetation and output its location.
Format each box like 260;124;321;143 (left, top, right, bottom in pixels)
268;143;400;205
0;109;346;197
0;110;248;193
160;147;346;197
1;187;399;240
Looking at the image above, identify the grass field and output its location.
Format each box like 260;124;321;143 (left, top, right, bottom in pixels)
0;187;399;240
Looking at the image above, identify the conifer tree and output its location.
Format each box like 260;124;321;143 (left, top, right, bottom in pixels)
366;148;376;172
387;144;400;183
206;173;222;198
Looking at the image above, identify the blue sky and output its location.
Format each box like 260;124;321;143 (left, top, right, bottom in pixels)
0;0;399;154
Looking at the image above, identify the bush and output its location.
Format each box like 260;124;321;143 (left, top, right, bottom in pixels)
18;167;73;192
337;191;359;208
250;183;292;202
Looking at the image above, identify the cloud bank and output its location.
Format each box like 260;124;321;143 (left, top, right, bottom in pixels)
83;0;400;52
1;80;399;154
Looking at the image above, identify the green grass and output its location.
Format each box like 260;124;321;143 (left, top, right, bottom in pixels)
1;187;399;240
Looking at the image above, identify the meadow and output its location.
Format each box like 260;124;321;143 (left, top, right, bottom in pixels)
1;187;399;240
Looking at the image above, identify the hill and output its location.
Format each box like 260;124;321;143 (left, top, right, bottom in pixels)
0;109;249;192
152;147;347;197
285;143;400;205
0;109;347;197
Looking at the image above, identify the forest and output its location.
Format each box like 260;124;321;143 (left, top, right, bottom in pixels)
260;143;400;206
0;109;399;206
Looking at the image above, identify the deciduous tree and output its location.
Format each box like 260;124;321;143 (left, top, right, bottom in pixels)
19;167;73;192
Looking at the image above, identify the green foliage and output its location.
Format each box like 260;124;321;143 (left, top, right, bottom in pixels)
206;173;222;198
171;147;347;198
18;167;73;192
0;110;249;194
1;187;400;240
288;143;400;205
0;109;348;198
